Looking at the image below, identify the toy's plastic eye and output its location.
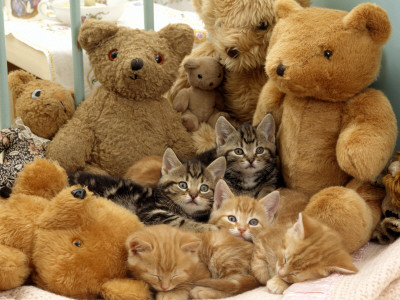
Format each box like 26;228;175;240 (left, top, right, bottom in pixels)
324;50;333;59
249;218;259;226
258;21;269;30
73;240;83;247
155;54;163;65
228;215;237;222
32;89;42;98
108;49;118;61
178;181;188;189
198;74;203;79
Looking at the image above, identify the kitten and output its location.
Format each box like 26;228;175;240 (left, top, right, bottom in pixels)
208;179;280;242
125;114;281;199
126;224;260;300
68;148;226;232
197;114;281;199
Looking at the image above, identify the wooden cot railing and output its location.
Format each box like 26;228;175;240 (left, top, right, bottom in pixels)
0;0;155;129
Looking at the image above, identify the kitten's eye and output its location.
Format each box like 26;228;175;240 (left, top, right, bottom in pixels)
249;219;259;226
178;181;188;190
324;50;333;59
73;240;83;248
108;49;118;61
283;255;287;264
32;89;42;98
258;21;269;30
198;74;203;79
255;147;264;154
234;148;244;155
155;54;163;65
227;215;237;222
199;184;209;193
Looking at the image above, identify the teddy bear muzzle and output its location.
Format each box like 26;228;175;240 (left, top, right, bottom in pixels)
71;188;86;199
276;63;286;77
131;58;144;71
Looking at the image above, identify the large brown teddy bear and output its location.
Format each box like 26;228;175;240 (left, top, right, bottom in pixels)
0;158;149;300
1;70;75;193
168;0;311;125
253;0;398;251
46;19;196;176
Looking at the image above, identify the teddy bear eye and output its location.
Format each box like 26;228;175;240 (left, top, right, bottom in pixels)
324;50;333;59
155;54;163;65
198;74;203;79
108;49;118;61
258;21;269;30
32;89;42;98
73;240;83;248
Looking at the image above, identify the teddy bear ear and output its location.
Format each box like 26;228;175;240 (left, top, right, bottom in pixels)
183;58;200;72
7;70;36;99
343;3;391;45
159;23;194;62
274;0;304;20
78;19;119;53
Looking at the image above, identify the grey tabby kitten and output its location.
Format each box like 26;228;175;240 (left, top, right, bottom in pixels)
197;114;281;199
68;148;226;232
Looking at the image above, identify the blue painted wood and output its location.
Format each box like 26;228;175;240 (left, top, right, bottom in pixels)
0;0;11;128
70;0;84;106
144;0;154;30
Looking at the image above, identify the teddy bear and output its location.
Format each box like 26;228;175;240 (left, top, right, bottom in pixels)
253;0;398;254
167;0;311;125
46;19;197;176
172;56;230;132
0;70;75;195
0;157;150;300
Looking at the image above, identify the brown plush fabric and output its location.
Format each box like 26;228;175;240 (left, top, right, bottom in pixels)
46;20;196;176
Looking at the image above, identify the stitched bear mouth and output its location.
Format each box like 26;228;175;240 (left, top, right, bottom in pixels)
129;74;139;80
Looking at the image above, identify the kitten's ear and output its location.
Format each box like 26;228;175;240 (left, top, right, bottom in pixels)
215;116;236;147
326;252;358;275
207;157;226;184
292;213;305;240
213;179;234;210
127;237;153;255
181;240;202;255
259;190;280;224
257;113;275;144
161;148;182;176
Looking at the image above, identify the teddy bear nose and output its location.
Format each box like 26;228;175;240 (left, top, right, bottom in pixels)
276;63;286;77
131;58;144;71
226;47;240;58
71;188;86;199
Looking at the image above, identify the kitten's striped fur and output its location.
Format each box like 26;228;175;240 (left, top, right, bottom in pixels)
68;149;226;232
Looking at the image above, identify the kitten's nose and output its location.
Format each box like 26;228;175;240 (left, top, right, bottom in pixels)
238;227;246;234
278;269;287;278
161;285;169;291
190;193;198;199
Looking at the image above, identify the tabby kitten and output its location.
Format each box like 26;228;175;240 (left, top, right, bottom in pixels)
197;114;281;199
68;148;226;232
208;179;280;242
126;224;259;300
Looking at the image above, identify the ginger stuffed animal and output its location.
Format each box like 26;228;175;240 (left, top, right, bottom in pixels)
0;158;149;300
173;56;229;131
46;19;196;176
168;0;311;124
1;70;75;193
253;0;398;271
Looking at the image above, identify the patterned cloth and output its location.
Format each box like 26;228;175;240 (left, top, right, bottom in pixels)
0;118;50;189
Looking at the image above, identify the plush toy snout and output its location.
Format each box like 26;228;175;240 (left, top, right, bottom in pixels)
71;188;86;199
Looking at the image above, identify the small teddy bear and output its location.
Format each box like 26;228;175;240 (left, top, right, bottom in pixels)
172;56;229;132
0;70;75;195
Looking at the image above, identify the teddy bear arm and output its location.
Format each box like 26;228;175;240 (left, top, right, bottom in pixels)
100;278;151;300
173;89;190;112
337;89;398;181
253;80;285;126
0;244;31;290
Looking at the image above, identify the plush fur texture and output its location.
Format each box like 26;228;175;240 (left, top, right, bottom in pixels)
252;0;397;263
173;56;229;131
46;19;196;176
0;158;149;300
1;70;75;192
168;0;311;124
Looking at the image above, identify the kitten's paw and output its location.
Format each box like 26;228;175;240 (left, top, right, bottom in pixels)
266;276;289;294
156;291;188;300
190;287;228;299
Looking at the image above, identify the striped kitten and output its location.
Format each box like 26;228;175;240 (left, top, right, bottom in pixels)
68;148;226;232
197;114;281;199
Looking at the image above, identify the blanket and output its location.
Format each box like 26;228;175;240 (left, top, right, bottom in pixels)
1;238;399;300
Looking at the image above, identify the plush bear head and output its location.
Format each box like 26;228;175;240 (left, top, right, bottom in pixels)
192;0;310;72
7;70;76;139
0;158;149;299
266;0;392;101
78;19;194;100
184;56;224;91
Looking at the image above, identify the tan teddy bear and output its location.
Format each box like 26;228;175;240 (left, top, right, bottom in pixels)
253;0;398;256
1;70;75;195
46;20;196;176
0;157;149;300
168;0;311;124
172;56;229;132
